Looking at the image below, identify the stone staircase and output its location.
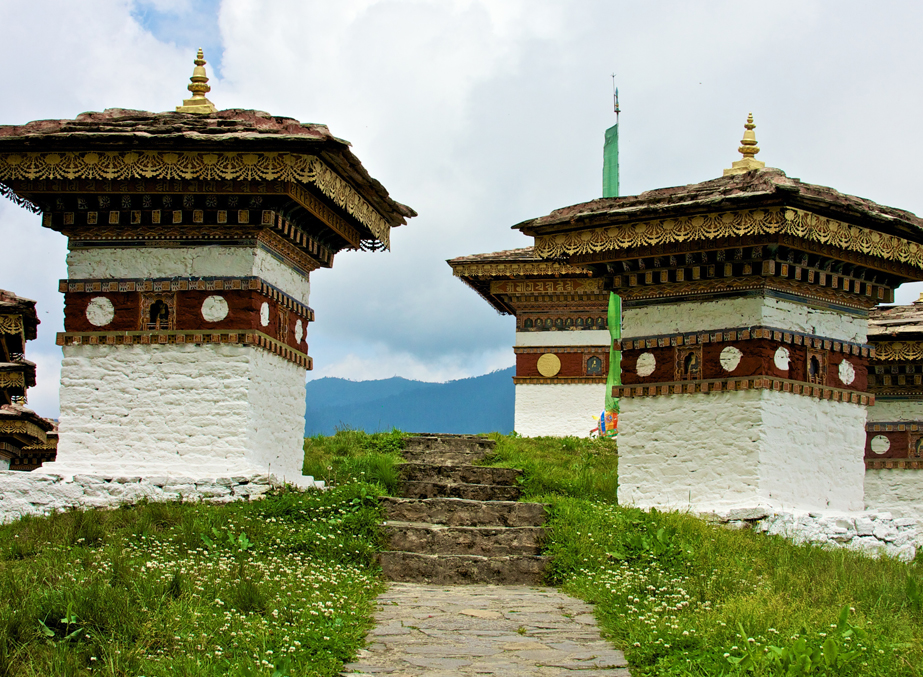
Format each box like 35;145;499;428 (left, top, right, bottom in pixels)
378;433;550;585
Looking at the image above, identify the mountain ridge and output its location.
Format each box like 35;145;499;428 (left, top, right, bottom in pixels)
304;367;515;435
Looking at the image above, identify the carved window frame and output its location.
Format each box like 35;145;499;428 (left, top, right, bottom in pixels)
584;353;605;377
675;345;702;381
140;292;176;331
806;349;827;386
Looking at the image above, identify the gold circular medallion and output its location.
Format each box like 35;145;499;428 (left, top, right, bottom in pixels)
536;353;562;377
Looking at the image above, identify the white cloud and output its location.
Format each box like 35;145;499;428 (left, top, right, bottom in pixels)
2;0;923;416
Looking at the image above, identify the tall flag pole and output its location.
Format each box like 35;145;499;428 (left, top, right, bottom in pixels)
599;77;622;438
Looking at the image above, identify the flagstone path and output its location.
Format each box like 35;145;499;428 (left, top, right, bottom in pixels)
340;583;630;676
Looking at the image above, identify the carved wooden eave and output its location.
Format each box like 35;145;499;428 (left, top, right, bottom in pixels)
0;403;57;469
514;168;923;309
447;246;601;316
0;108;416;258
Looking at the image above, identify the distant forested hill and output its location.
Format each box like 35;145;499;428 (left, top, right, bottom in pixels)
304;367;515;436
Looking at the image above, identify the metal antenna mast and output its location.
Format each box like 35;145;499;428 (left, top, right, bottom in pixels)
611;73;620;122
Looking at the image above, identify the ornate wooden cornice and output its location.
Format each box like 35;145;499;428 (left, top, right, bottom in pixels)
451;260;590;278
0;150;392;247
613;377;873;405
56;330;312;369
534;207;923;273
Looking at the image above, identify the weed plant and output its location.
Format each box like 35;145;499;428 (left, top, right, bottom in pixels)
0;482;385;676
302;428;405;493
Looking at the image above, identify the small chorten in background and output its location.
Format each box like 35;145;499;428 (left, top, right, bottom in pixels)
723;113;766;176
176;49;218;114
864;299;923;516
0;289;57;471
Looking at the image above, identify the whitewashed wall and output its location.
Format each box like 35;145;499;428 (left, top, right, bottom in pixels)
50;343;313;486
514;383;607;437
67;245;310;302
618;390;763;510
865;469;923;517
515;329;610;347
623;296;868;342
867;399;923;422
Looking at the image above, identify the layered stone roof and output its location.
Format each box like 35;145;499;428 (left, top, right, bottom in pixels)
447;246;601;316
869;302;923;340
0;108;416;230
515;167;923;243
447;246;591;277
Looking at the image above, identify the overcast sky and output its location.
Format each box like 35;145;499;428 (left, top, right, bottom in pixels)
2;0;922;418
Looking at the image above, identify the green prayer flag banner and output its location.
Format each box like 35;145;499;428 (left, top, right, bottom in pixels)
605;292;622;415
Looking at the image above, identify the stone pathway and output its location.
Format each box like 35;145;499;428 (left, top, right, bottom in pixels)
341;583;630;676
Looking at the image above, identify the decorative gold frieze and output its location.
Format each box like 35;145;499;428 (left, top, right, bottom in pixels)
0;419;47;441
872;341;923;361
612;377;873;405
56;330;312;369
533;207;923;270
490;279;605;295
513;376;606;385
451;261;591;278
0;150;391;247
0;315;24;335
866;459;923;470
0;372;25;389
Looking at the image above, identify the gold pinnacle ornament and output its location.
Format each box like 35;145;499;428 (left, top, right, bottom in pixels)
176;49;217;114
723;112;766;176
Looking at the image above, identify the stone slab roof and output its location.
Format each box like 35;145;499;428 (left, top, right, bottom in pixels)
0;108;416;228
515;167;923;243
869;302;923;339
448;247;539;264
0;402;54;432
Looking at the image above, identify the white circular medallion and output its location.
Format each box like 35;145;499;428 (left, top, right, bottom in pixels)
838;359;856;386
294;319;304;343
636;352;656;378
870;435;891;455
774;346;791;371
85;296;115;327
260;302;270;327
201;295;229;322
719;346;743;372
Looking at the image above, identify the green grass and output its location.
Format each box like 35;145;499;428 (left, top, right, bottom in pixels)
483;434;923;676
0;482;385;677
302;429;405;494
3;431;922;676
482;432;618;501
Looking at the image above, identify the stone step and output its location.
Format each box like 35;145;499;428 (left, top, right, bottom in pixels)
383;522;545;556
400;448;487;466
399;480;521;502
381;497;548;527
398;463;521;486
378;551;550;585
402;434;495;465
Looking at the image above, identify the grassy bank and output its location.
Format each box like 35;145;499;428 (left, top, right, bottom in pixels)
479;434;923;676
0;482;384;677
2;430;922;676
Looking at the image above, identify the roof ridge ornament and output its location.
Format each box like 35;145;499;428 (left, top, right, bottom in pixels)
176;49;217;114
723;112;766;176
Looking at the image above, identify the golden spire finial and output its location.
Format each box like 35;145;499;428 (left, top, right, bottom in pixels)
723;112;766;176
176;48;217;114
